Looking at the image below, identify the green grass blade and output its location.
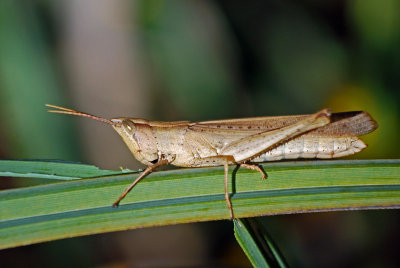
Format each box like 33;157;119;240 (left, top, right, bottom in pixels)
234;219;270;267
0;160;124;180
234;218;288;268
0;159;399;249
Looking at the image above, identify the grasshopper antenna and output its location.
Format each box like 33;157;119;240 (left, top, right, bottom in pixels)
46;104;116;126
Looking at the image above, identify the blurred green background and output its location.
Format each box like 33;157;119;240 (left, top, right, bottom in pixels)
0;0;399;267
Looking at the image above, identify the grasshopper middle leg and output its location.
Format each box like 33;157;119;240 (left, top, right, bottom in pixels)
190;156;269;219
189;156;237;219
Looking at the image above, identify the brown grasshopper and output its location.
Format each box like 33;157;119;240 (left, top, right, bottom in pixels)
46;104;378;219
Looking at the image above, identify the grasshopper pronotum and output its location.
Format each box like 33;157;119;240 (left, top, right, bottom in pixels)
46;104;378;219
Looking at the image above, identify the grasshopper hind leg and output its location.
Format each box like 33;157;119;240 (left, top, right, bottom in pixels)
225;162;268;219
239;163;267;180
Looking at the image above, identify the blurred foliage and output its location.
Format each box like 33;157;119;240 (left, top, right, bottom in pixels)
0;1;78;160
138;0;238;119
0;0;399;267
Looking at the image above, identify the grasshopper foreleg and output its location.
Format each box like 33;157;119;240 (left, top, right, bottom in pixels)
112;159;169;207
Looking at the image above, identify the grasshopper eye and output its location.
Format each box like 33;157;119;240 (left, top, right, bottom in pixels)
122;120;136;133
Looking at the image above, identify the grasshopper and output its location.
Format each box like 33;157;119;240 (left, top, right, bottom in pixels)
46;104;378;219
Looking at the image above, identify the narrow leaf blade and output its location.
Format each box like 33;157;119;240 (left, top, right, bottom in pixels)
0;159;399;249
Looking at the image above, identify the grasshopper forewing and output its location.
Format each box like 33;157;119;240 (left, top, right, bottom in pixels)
46;104;378;219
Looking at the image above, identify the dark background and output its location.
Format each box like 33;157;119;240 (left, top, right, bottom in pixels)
0;0;399;267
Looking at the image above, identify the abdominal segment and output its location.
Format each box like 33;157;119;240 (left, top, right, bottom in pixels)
251;136;367;162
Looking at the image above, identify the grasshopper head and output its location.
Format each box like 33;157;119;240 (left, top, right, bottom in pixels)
111;118;158;166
